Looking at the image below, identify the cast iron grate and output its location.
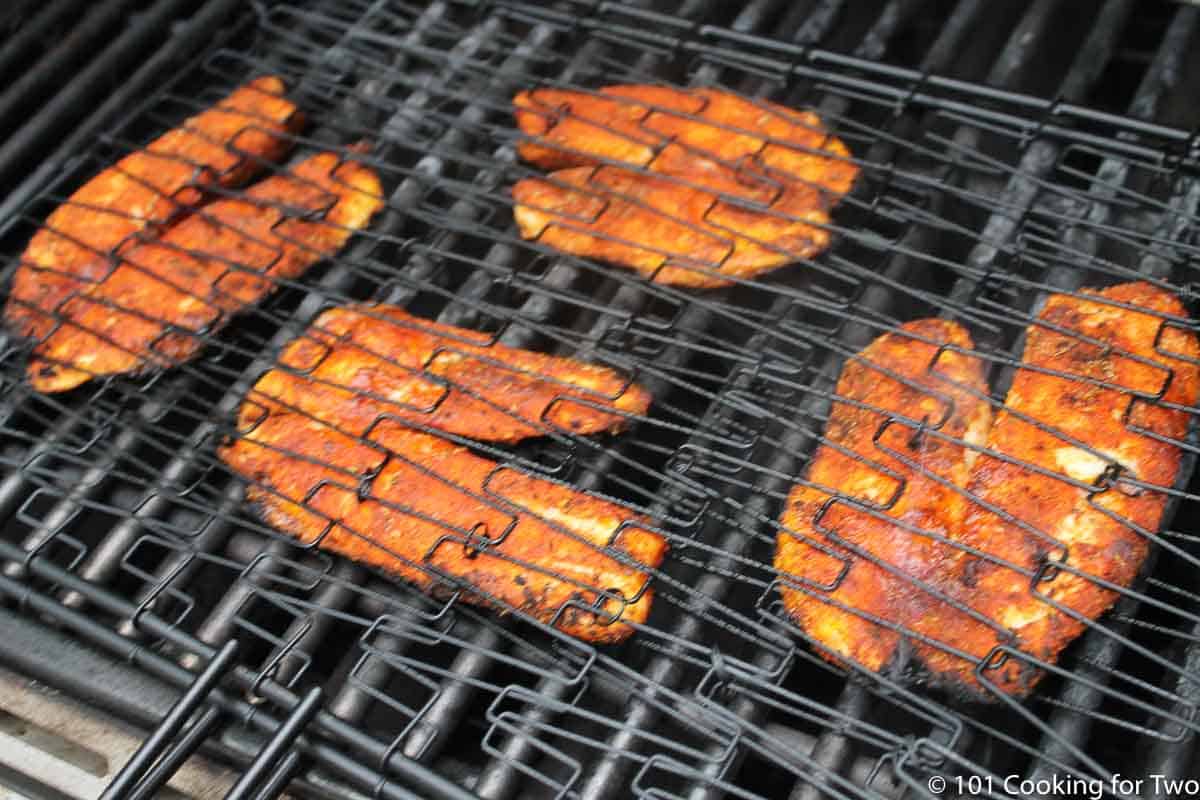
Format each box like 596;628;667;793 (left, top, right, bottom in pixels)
0;1;1199;798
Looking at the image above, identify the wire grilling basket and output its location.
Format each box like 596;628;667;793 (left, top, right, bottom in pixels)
1;1;1199;797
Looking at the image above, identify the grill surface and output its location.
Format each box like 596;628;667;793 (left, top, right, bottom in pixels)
1;1;1200;798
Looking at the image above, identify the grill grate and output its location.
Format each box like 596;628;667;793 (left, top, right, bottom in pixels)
1;1;1200;798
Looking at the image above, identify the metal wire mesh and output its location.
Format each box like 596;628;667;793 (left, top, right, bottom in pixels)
1;0;1200;798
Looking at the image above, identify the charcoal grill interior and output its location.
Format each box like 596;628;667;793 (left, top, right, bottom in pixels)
2;1;1200;797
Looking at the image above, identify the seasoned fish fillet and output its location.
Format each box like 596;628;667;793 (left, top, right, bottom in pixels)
513;166;832;289
220;311;663;642
245;304;651;443
934;282;1200;695
7;77;302;342
513;85;859;193
776;320;992;674
512;84;858;289
26;152;384;393
777;282;1200;698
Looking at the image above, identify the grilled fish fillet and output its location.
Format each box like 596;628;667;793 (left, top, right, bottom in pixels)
6;76;302;342
220;309;663;642
776;320;992;675
25;152;384;393
245;304;651;443
513;167;836;289
511;85;857;289
513;85;858;191
777;282;1200;697
934;282;1200;695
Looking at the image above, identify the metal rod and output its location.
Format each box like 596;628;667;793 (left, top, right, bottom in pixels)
0;0;86;83
0;0;139;136
100;639;240;800
0;551;482;800
0;0;243;228
127;705;225;800
0;0;210;187
250;751;303;800
224;686;323;800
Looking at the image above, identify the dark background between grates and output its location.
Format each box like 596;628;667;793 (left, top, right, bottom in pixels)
1;1;1200;798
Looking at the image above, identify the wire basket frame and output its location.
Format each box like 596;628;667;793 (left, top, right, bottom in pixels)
1;1;1200;798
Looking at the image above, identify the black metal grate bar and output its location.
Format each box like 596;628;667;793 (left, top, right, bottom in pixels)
0;0;138;136
101;640;239;800
0;0;239;192
0;0;87;86
0;538;481;800
223;685;323;800
0;604;348;799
